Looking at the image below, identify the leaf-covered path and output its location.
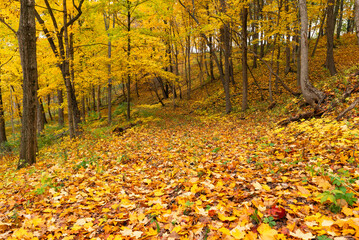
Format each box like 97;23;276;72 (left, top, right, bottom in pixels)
1;115;359;239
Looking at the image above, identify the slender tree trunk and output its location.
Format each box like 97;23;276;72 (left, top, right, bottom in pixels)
242;7;249;111
299;0;325;108
0;84;7;144
209;35;215;81
336;0;344;38
18;0;38;168
37;99;45;133
104;12;113;125
312;12;326;57
187;32;191;99
126;0;131;121
47;94;53;121
355;0;359;45
252;0;259;68
9;87;15;138
57;89;64;126
326;0;337;76
81;95;86;122
97;85;101;119
220;0;232;113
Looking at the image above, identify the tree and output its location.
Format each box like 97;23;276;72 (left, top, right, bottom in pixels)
17;0;38;168
35;0;84;138
326;0;337;76
242;5;248;111
299;0;325;109
355;0;359;45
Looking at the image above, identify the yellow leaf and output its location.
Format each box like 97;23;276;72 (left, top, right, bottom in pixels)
219;227;230;235
71;224;82;231
190;184;199;193
12;228;33;238
154;190;164;197
143;179;152;184
262;184;271;191
342;206;354;216
230;226;246;239
146;227;158;236
257;223;277;240
218;213;237;221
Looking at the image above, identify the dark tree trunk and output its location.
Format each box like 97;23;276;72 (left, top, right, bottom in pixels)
186;32;191;98
47;94;53;121
97;85;101;119
126;0;131;121
18;0;38;169
242;6;249;111
57;89;64;126
37;99;45;133
326;0;337;76
0;84;7;144
220;0;232;113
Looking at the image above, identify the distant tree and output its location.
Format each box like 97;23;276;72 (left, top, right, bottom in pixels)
326;0;337;76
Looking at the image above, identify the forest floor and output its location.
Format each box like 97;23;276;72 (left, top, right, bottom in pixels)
0;104;359;239
1;34;359;239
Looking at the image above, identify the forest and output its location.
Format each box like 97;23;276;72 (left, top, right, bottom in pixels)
1;0;359;239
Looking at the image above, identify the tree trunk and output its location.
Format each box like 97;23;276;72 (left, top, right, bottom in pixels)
336;0;344;38
57;89;64;126
81;96;86;122
18;0;38;169
355;0;359;45
47;94;53;121
326;0;337;76
209;35;215;81
242;6;249;111
0;84;7;144
97;85;101;119
104;12;113;125
126;0;131;121
37;99;45;133
218;0;232;113
299;0;325;108
311;11;326;57
252;0;259;68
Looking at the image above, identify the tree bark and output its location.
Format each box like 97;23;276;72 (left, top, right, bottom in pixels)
18;0;38;168
97;85;101;119
336;0;344;38
299;0;325;108
355;0;359;45
242;6;249;111
47;94;53;121
0;84;7;144
126;0;131;121
326;0;337;76
57;89;64;126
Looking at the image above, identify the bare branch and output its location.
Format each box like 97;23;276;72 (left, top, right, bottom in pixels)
0;17;17;35
0;49;18;68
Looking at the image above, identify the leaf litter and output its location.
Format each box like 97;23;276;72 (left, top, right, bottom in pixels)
0;114;359;239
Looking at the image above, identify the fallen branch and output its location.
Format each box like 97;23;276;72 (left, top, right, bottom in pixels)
336;97;359;120
278;110;325;126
